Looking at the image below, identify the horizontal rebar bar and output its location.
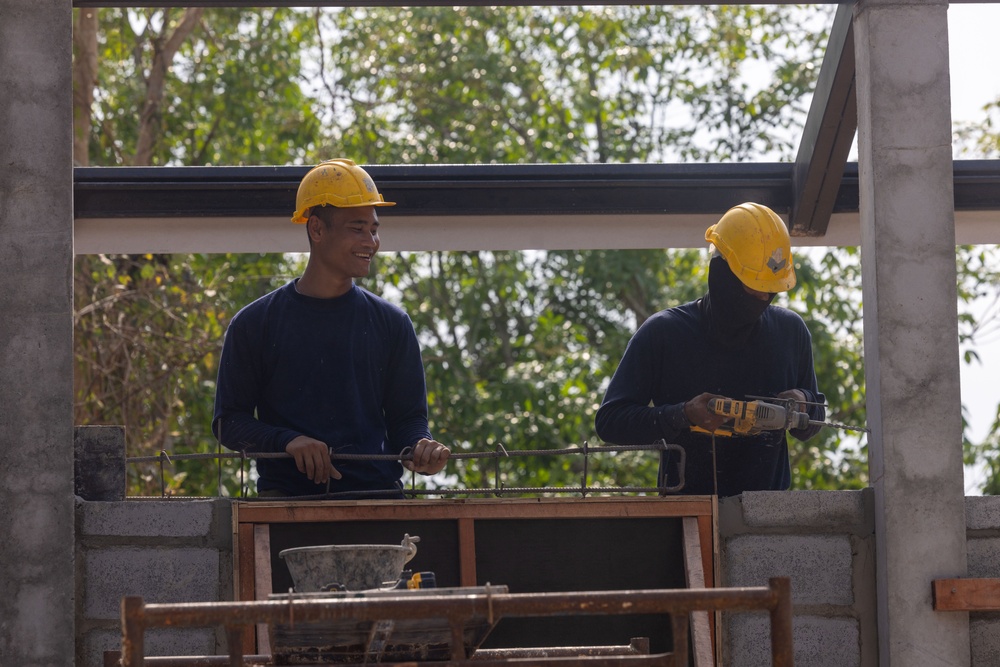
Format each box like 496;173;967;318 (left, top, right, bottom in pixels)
126;443;670;464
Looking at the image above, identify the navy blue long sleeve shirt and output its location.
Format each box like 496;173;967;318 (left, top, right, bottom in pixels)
595;299;825;497
212;281;431;496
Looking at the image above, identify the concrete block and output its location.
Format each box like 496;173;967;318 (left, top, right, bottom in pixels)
738;490;869;530
726;613;859;667
967;538;1000;578
80;499;217;538
725;534;853;606
75;425;126;501
81;627;219;667
971;614;1000;667
84;547;220;619
966;496;1000;531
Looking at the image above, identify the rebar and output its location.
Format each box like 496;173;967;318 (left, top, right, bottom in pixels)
128;441;686;498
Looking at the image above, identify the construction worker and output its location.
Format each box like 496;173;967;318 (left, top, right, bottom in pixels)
595;203;825;497
213;159;450;498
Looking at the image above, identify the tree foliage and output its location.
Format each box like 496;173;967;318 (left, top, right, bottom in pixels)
955;98;1000;159
313;5;826;163
73;8;317;494
72;6;1000;496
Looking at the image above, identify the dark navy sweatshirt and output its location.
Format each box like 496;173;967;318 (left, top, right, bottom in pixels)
212;281;431;496
595;299;825;497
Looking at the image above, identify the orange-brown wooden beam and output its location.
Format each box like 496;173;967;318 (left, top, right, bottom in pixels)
933;578;1000;612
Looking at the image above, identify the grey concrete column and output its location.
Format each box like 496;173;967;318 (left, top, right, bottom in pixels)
854;1;969;665
0;2;76;666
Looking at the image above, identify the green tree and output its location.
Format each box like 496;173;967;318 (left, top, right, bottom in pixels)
314;5;828;163
73;6;1000;497
72;8;319;494
955;98;1000;159
954;96;1000;493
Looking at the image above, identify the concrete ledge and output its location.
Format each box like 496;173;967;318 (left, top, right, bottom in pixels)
79;499;221;538
726;613;860;667
725;534;854;605
83;547;221;619
966;496;1000;531
732;490;870;531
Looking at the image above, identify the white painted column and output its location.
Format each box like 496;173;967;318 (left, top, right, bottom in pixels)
854;1;969;665
0;1;76;665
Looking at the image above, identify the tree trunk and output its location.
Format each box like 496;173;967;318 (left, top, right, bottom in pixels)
72;9;99;166
133;8;204;165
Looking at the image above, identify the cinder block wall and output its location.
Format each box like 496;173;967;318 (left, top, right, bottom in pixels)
719;491;1000;667
75;493;1000;666
966;497;1000;665
75;499;233;667
718;491;878;667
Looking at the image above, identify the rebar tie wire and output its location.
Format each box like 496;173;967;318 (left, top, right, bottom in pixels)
157;450;171;497
127;441;685;499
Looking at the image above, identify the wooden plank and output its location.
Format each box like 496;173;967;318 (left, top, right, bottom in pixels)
933;578;1000;611
253;525;273;656
234;497;714;524
697;512;717;664
697;515;714;589
712;495;722;667
237;524;256;655
458;517;478;587
683;517;714;667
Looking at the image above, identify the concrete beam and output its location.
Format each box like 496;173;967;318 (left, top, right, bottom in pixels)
0;1;76;665
854;1;970;665
72;209;999;254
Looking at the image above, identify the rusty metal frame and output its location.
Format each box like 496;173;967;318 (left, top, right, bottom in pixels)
104;640;651;667
117;578;793;667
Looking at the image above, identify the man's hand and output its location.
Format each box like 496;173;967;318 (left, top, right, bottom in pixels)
777;389;808;413
683;392;729;433
286;436;342;484
404;438;451;475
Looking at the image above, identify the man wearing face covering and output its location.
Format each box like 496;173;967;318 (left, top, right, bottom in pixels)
595;203;825;497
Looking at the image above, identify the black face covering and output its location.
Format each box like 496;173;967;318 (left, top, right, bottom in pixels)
702;255;774;348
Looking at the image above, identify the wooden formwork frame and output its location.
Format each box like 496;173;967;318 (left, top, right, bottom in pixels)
232;497;719;666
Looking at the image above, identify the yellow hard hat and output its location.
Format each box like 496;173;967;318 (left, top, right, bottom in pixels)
704;202;796;293
290;159;395;223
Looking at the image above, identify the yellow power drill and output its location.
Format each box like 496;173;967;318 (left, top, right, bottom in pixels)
703;397;811;436
691;395;867;437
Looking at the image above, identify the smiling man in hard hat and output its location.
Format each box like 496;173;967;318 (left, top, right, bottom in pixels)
595;203;825;497
213;159;449;498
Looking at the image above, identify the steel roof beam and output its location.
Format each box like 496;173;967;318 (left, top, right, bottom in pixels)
75;162;803;219
74;161;1000;221
790;2;857;237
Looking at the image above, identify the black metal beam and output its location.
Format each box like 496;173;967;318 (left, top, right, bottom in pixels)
73;161;1000;228
73;163;796;219
790;2;857;237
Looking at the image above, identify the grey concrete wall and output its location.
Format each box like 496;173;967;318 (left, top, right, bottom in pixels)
75;499;234;667
854;1;969;663
0;2;76;666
